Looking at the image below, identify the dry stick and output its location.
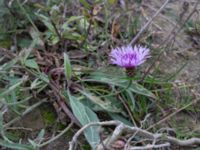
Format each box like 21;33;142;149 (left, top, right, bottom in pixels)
141;3;176;26
147;97;200;131
49;81;81;127
39;122;74;148
129;0;170;45
140;7;163;31
6;127;33;131
125;114;151;149
140;0;200;82
127;142;170;150
120;123;200;147
0;48;16;58
118;95;137;127
69;121;121;150
107;123;200;147
69;120;200;150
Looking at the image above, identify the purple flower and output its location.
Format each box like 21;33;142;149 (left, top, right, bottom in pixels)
110;45;150;68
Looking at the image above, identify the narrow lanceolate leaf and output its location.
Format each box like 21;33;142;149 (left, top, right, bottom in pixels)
68;91;100;149
24;59;39;70
0;140;33;150
0;76;27;98
87;72;156;99
80;90;122;113
79;0;92;9
63;53;72;81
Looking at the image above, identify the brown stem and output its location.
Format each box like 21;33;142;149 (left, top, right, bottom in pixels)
49;81;81;127
118;94;137;127
79;8;93;48
47;12;62;41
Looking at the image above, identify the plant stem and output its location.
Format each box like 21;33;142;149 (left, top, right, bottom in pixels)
39;122;73;148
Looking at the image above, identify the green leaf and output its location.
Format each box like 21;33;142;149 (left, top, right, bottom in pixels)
79;0;92;9
64;53;72;81
129;82;156;99
35;13;55;33
36;129;45;143
28;139;38;148
63;32;83;41
19;48;33;64
0;111;3;130
87;72;156;99
108;0;117;4
0;139;33;150
80;90;122;113
29;27;44;47
0;59;18;71
108;113;133;126
62;16;84;29
38;72;49;83
24;59;39;70
0;76;27;98
68;92;100;149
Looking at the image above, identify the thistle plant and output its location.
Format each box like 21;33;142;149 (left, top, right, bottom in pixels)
110;45;150;77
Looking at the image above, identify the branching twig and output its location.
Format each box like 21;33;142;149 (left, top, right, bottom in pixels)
69;121;120;150
70;120;200;150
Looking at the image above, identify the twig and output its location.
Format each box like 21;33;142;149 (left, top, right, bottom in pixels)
39;122;73;147
70;120;200;150
6;127;33;131
124;114;152;149
127;142;170;150
0;48;16;59
140;7;163;30
129;0;170;45
49;81;81;127
118;94;137;127
69;121;120;150
141;3;177;26
113;123;200;147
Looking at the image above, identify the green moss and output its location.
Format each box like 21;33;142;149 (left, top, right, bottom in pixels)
41;110;56;126
40;104;57;127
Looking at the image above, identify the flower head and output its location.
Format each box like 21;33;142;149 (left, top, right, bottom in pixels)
110;45;150;68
